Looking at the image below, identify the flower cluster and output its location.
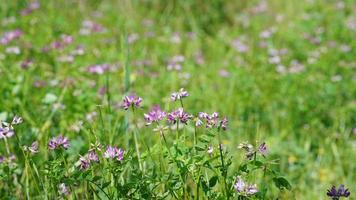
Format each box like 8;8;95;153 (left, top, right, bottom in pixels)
197;112;228;130
166;55;184;71
58;183;71;196
104;146;124;161
48;135;70;150
20;1;40;16
234;177;258;196
80;20;106;35
327;185;350;200
167;108;191;124
43;34;73;51
87;64;110;74
0;116;23;139
78;150;99;170
24;141;39;154
238;142;268;160
122;95;142;110
171;88;189;101
144;105;166;125
0;29;22;45
0;154;16;165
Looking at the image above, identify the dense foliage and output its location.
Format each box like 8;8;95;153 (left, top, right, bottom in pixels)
0;0;355;199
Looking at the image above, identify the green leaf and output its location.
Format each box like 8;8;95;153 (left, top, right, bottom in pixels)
195;144;206;151
198;135;210;143
251;160;264;168
208;176;218;187
92;176;101;182
273;177;292;190
102;181;111;188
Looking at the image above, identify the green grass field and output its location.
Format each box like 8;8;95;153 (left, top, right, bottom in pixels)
0;0;355;199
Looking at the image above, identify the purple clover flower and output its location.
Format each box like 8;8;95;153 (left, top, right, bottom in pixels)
0;126;14;139
104;146;124;161
44;34;74;51
234;177;246;193
197;112;228;130
219;117;228;131
144;105;166;125
11;115;23;125
234;177;258;196
78;150;99;170
20;1;40;16
195;118;203;127
171;88;189;101
24;141;39;154
117;148;124;161
48;135;70;150
167;108;191;124
21;59;33;69
79;156;90;170
327;185;350;200
87;64;110;74
0;29;22;45
258;142;268;156
122;95;142;110
58;183;70;196
246;184;258;195
80;20;105;35
88;150;99;162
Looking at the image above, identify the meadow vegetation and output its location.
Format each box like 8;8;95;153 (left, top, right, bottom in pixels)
0;0;355;199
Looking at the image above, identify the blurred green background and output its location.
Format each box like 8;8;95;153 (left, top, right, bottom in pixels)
0;0;355;199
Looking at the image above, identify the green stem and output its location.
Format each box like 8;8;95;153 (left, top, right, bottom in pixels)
217;128;229;199
131;107;143;171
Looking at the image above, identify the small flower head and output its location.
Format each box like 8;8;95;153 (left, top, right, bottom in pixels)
258;142;268;156
238;142;256;160
198;112;227;130
24;141;39;154
0;126;14;139
58;183;70;196
327;185;350;200
78;150;99;170
171;88;189;101
207;145;214;155
117;148;124;161
246;184;258;195
79;156;90;170
48;135;70;150
122;95;142;110
219;117;228;130
0;29;22;45
234;177;258;196
144;105;166;125
87;150;99;162
0;156;5;164
11;115;23;125
234;177;245;193
104;146;124;161
195;118;203;127
104;146;117;159
167;108;191;124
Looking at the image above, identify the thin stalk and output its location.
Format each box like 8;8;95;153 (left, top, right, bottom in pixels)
87;180;112;200
179;99;184;108
161;132;187;199
3;137;11;155
131;107;143;171
13;131;42;196
217;128;229;199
